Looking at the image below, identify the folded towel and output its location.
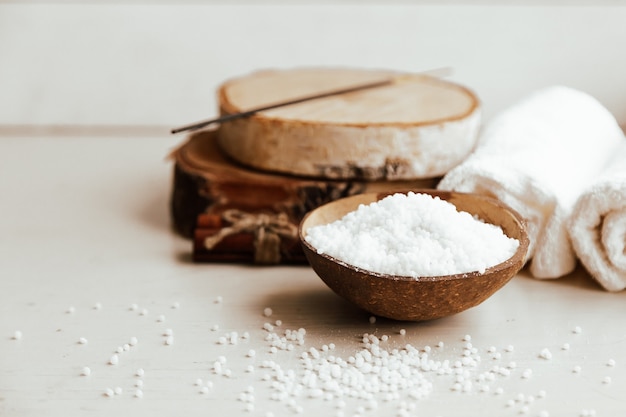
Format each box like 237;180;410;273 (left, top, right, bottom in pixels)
568;142;626;291
438;86;624;279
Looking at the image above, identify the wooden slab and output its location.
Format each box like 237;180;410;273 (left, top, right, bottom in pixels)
216;67;481;180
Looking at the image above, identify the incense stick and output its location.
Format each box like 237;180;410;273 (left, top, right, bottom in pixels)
170;67;451;135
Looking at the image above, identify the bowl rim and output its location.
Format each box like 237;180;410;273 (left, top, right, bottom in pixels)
298;189;530;283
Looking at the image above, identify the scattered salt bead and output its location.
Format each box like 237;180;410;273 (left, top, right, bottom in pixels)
206;381;214;389
67;306;75;314
104;388;115;397
165;336;173;345
123;343;130;351
140;308;148;316
195;378;203;386
537;390;547;398
12;330;22;340
520;405;529;414
246;365;255;373
522;369;533;379
114;386;123;395
215;296;223;304
399;329;406;336
129;336;138;346
494;387;504;395
157;314;165;322
263;307;273;317
245;403;254;412
136;368;145;377
109;354;119;365
135;380;143;387
81;366;91;376
381;335;389;342
538;410;549;417
369;316;377;324
573;326;582;334
247;349;256;358
602;376;612;384
506;399;515;407
504;344;514;352
200;386;209;394
270;346;278;354
573;365;582;373
275;320;282;326
463;334;472;342
164;328;173;337
135;389;143;399
437;341;444;348
211;324;219;331
130;303;138;311
93;302;102;310
562;343;570;350
487;346;496;353
224;369;232;377
171;302;180;309
218;356;227;364
116;346;123;354
539;348;552;360
607;359;616;367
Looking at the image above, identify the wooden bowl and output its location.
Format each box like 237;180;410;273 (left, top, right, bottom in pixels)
299;190;530;321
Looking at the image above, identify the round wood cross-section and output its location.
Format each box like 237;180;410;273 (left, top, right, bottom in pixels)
216;68;481;181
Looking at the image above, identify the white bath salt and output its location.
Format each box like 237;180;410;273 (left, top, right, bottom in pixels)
211;324;219;332
135;380;143;388
140;308;148;316
171;301;180;309
463;334;472;342
81;366;91;376
135;368;145;377
12;330;22;340
602;376;612;384
129;336;138;346
573;365;582;374
539;348;552;360
521;369;533;379
247;349;256;358
78;337;88;345
246;365;255;373
66;306;75;314
607;359;616;367
123;343;130;351
538;411;549;417
93;302;102;310
165;336;174;346
109;354;119;365
114;386;123;395
275;320;282;327
561;342;570;351
305;192;519;276
200;386;209;394
215;296;223;304
104;388;115;397
115;346;124;354
264;307;273;317
573;326;582;334
369;316;377;324
399;329;406;336
504;344;514;353
537;390;547;399
157;314;165;323
130;303;138;311
135;389;144;399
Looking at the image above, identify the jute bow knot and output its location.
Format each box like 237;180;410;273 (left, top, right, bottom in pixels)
203;209;298;264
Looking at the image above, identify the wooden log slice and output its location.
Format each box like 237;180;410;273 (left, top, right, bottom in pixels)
216;67;481;181
170;130;439;263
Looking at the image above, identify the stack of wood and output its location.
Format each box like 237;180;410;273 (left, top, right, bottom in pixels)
169;67;480;264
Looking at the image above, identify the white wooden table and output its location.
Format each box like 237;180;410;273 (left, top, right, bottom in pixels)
2;3;626;416
1;133;625;417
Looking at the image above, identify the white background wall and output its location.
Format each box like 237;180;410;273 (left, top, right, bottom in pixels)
1;1;625;130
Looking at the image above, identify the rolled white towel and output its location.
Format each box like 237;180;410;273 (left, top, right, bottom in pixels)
438;86;624;279
568;142;626;291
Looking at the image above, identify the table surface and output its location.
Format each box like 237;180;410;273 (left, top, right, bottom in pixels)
1;134;625;417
